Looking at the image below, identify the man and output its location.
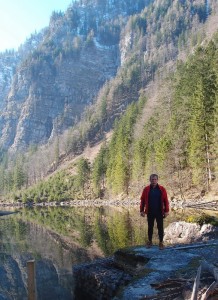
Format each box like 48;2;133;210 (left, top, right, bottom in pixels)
140;174;169;250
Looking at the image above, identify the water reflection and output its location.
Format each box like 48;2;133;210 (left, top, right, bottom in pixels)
19;206;191;252
0;206;211;299
0;216;75;299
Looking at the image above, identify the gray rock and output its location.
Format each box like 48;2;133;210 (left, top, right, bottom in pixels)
73;240;218;300
164;221;218;244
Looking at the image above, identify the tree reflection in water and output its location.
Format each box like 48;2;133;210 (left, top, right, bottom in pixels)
0;206;185;299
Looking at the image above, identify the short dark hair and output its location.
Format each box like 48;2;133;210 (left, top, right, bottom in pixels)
150;174;158;180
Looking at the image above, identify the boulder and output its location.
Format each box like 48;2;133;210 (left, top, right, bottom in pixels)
164;221;218;244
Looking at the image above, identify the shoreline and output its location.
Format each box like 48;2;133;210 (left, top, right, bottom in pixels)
73;239;218;299
0;198;218;211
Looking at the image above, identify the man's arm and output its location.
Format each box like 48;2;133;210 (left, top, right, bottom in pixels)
163;187;169;214
140;188;146;216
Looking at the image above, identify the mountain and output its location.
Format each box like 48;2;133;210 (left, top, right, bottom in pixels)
0;0;152;152
0;0;218;200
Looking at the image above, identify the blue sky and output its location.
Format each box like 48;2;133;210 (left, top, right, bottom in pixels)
0;0;74;52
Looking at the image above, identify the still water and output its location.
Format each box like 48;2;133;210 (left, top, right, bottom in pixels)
0;206;200;299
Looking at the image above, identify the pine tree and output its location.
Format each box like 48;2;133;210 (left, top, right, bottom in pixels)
106;103;139;195
188;82;205;184
13;156;27;190
92;143;108;197
75;158;90;197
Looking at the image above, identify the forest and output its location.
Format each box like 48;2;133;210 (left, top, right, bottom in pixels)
0;0;217;203
7;34;218;203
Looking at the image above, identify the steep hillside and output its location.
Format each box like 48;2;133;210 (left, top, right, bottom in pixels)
0;0;152;151
1;0;218;201
14;31;218;204
0;31;46;110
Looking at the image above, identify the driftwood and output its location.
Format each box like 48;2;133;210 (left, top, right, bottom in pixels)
171;243;218;251
190;265;202;300
190;261;218;300
141;278;188;299
185;200;218;211
0;211;18;217
200;281;218;300
141;261;218;300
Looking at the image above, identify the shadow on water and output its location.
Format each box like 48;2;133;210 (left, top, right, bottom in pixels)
0;206;217;299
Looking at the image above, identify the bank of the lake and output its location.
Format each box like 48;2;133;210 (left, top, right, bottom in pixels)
73;239;218;300
0;196;218;211
0;205;217;299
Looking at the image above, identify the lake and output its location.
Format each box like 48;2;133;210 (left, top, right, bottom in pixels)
0;205;214;299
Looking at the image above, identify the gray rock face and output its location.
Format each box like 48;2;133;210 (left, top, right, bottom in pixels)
0;52;19;110
0;0;151;152
0;32;44;111
0;44;119;151
164;221;218;244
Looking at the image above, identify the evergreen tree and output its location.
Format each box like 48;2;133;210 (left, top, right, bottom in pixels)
0;166;5;192
92;143;108;197
188;82;206;184
94;211;111;255
13;156;27;190
75;158;90;197
107;210;131;251
54;136;60;170
106;103;139;195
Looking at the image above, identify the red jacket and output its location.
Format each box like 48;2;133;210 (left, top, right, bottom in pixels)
140;184;169;215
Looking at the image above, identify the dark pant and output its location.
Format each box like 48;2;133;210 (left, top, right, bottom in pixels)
147;213;164;242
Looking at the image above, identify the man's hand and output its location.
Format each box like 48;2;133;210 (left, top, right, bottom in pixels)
164;212;169;218
140;212;145;217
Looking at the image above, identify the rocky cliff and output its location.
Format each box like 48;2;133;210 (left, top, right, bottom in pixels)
0;0;152;152
0;42;119;151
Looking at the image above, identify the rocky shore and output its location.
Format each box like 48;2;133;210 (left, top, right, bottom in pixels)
73;222;218;300
0;197;217;210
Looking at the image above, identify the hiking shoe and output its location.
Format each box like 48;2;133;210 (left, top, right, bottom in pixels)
146;241;153;248
159;242;164;250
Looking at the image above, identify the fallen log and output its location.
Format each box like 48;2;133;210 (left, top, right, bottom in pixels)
200;281;218;300
0;211;18;217
190;265;202;300
190;261;218;300
185;200;218;211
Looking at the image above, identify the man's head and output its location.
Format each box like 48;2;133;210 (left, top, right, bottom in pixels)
150;174;158;187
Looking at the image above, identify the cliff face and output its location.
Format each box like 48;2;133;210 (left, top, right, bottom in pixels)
0;43;119;151
0;31;44;111
0;0;151;152
0;52;19;110
0;0;211;155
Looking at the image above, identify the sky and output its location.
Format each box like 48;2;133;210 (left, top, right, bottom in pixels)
0;0;74;52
